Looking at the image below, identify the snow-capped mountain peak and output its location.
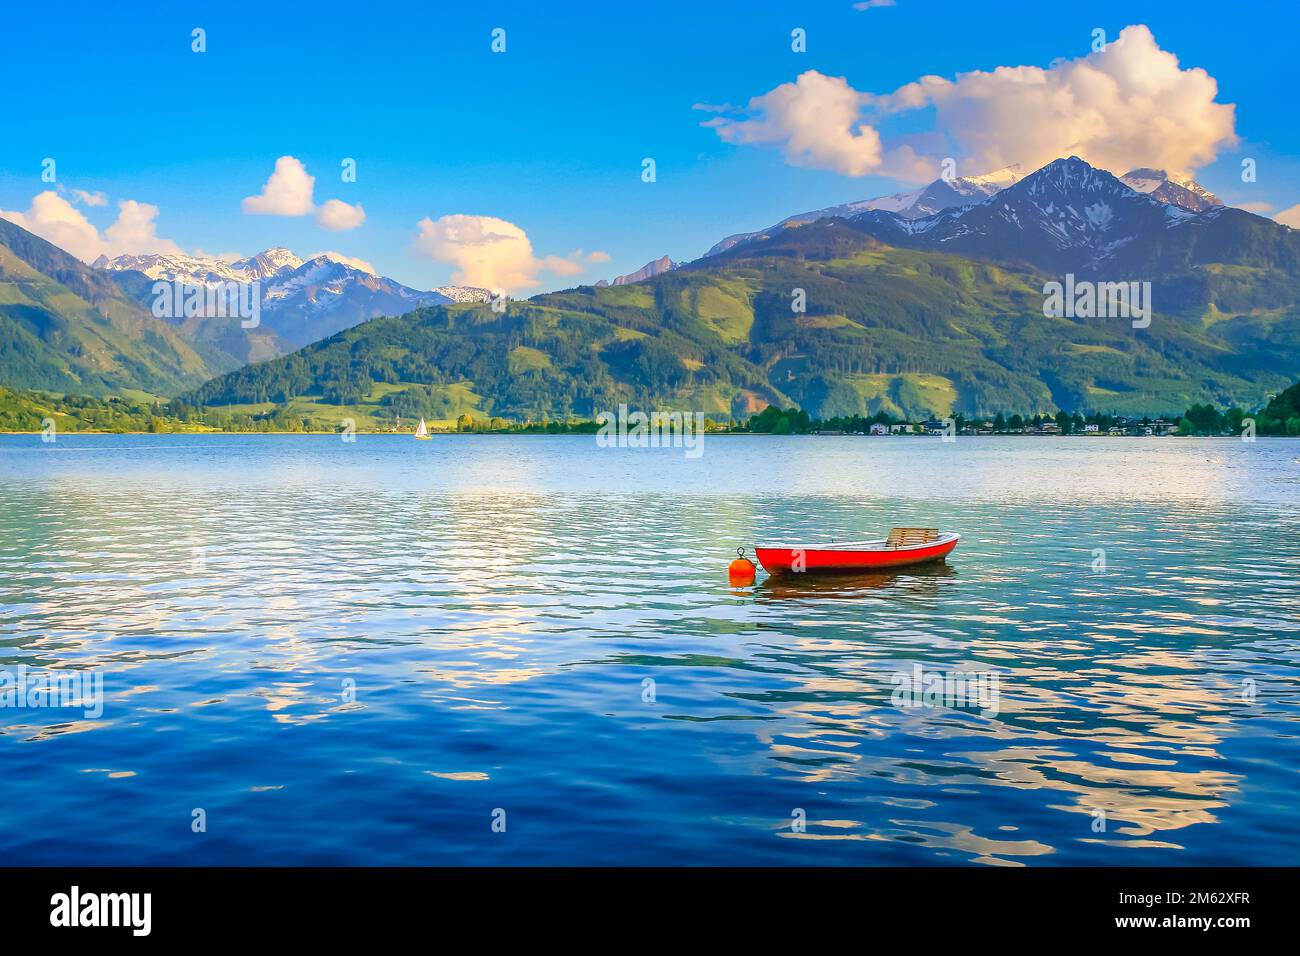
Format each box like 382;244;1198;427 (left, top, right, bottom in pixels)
1119;168;1223;212
261;257;354;303
955;164;1022;192
906;156;1160;254
1015;156;1130;200
231;247;304;280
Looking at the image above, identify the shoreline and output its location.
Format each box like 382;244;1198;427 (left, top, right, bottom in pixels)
2;430;1293;439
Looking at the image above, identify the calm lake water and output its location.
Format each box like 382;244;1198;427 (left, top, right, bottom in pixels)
1;434;1298;865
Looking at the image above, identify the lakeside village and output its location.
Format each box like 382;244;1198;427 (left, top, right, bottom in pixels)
815;415;1181;437
737;403;1272;438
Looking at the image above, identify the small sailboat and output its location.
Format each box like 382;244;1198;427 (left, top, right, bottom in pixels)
414;417;432;440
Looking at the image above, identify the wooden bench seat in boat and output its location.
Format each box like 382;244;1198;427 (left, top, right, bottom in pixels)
885;527;939;549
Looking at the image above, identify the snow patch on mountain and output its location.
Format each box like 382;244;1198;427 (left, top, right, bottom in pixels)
232;247;304;280
958;165;1024;191
97;248;486;303
92;251;247;285
430;285;493;303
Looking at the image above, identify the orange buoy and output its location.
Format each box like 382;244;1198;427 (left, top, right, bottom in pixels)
728;547;757;586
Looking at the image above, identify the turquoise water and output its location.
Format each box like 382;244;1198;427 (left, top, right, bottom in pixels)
1;433;1297;865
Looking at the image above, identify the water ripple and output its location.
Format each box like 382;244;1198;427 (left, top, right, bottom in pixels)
1;434;1298;864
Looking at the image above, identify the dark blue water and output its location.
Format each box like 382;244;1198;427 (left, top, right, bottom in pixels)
1;434;1297;864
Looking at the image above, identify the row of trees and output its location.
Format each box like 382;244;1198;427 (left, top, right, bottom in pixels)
6;377;1300;437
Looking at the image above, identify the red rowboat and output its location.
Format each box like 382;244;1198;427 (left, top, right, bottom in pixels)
754;528;959;575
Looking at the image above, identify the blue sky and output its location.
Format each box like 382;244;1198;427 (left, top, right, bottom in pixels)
2;0;1297;292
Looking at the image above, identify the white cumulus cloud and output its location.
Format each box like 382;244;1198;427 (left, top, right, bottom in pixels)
703;70;882;177
242;156;316;216
411;214;591;292
315;198;366;231
104;200;182;255
701;25;1237;181
241;156;365;231
1276;205;1300;229
0;191;181;263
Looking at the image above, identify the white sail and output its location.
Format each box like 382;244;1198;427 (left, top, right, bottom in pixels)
415;417;428;438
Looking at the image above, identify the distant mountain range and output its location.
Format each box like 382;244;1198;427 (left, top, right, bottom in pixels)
704;165;1224;263
819;158;1271;277
98;248;491;360
706;166;1023;257
621;163;1229;290
3;156;1296;420
189;156;1300;423
96;247;312;284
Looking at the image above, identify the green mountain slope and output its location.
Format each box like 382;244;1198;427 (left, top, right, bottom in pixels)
189;222;1300;421
0;218;239;396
